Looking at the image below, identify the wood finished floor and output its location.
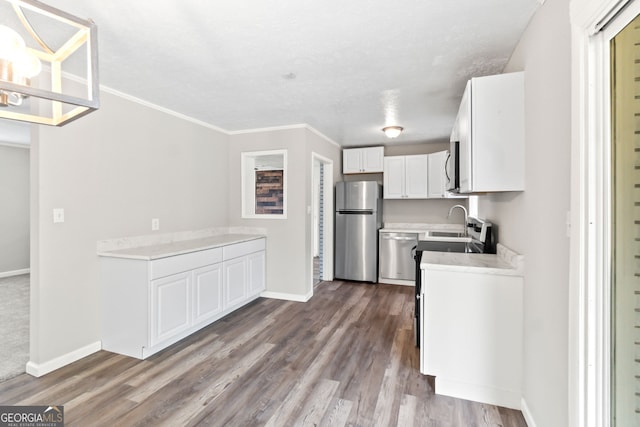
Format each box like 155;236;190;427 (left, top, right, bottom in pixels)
0;281;527;426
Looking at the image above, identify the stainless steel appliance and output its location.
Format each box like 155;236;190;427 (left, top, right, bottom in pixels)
379;232;418;281
413;217;494;347
445;141;460;192
334;181;382;282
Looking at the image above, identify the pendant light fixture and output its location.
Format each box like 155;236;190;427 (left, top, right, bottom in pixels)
0;0;99;126
382;126;403;138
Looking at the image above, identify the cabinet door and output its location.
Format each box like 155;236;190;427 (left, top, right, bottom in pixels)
192;263;223;326
362;147;384;172
247;251;266;297
343;149;363;174
224;257;247;309
383;156;405;199
427;151;447;198
404;155;429;199
150;272;191;347
457;80;473;193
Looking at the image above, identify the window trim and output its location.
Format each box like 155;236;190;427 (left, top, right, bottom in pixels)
241;149;288;219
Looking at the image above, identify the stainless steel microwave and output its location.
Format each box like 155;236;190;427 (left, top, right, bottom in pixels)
445;140;460;192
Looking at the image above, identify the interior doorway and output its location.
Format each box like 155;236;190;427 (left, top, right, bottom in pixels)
310;153;334;289
0;141;30;382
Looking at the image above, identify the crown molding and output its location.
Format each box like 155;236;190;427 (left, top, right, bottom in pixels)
63;72;341;147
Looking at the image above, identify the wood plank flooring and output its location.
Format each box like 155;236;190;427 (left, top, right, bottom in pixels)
0;281;527;426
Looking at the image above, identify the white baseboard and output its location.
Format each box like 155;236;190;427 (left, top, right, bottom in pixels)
0;268;30;279
25;341;101;377
378;278;415;286
435;377;521;410
261;290;313;302
521;398;537;427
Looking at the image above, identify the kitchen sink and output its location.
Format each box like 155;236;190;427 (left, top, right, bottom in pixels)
416;240;482;253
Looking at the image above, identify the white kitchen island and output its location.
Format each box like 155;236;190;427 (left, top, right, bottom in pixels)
420;244;523;409
98;233;265;359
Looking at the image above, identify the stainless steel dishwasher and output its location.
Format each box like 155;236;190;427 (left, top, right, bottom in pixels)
379;231;419;281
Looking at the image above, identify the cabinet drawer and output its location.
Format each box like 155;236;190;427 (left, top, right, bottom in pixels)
223;238;265;260
150;247;223;280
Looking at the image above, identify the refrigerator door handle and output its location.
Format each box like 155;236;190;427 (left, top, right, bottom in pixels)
337;210;374;215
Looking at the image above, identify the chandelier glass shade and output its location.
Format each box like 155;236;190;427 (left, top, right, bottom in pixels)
0;0;99;126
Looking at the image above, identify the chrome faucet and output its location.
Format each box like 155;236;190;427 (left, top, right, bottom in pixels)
448;204;468;236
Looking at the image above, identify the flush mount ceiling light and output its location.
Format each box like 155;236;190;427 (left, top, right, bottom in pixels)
0;0;99;126
382;126;403;138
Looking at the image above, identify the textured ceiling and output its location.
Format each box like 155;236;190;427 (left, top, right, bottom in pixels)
0;0;541;147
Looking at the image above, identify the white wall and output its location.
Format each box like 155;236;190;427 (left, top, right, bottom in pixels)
30;89;229;368
228;127;341;299
477;0;571;425
0;144;30;274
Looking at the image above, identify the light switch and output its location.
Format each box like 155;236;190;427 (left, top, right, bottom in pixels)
151;218;160;231
53;208;64;223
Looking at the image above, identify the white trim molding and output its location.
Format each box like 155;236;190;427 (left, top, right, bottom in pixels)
0;268;30;278
521;398;538;427
307;152;335;298
25;341;101;377
0;141;30;149
569;1;640;426
260;290;313;303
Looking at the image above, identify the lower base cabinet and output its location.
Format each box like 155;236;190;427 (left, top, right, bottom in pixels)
102;237;265;359
192;263;224;325
150;271;192;347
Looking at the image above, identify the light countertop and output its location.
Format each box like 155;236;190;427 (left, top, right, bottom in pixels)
379;223;465;240
97;234;265;261
420;243;523;276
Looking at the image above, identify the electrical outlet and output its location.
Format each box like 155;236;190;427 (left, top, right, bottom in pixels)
53;208;65;223
151;218;160;231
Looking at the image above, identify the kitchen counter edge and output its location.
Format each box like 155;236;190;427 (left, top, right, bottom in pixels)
97;234;265;261
420;243;523;277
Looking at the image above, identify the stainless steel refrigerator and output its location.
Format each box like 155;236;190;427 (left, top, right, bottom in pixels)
334;181;382;282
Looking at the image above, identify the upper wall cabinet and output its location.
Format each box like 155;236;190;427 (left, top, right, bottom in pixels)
383;155;429;199
343;146;384;174
427;151;448;199
427;150;467;199
453;72;525;193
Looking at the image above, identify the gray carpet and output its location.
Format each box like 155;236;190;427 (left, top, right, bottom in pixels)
0;274;29;382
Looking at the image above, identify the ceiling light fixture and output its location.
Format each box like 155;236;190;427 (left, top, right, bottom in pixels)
0;0;99;126
382;126;403;138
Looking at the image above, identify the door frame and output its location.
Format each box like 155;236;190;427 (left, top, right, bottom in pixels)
309;152;334;290
569;1;640;426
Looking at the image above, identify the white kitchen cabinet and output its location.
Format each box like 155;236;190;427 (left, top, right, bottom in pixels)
150;272;192;347
427;151;448;198
420;267;523;409
101;236;265;359
425;150;467;199
454;72;524;193
247;251;266;298
343;146;384;174
383;155;429;199
192;263;224;326
224;256;248;309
